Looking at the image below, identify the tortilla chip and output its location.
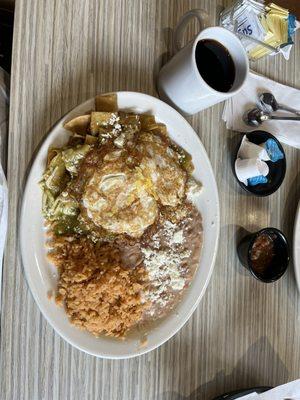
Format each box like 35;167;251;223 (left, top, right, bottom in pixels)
68;135;85;147
118;112;140;134
147;123;167;137
47;148;60;166
140;114;156;130
95;93;118;112
64;115;91;135
90;112;117;135
85;134;98;145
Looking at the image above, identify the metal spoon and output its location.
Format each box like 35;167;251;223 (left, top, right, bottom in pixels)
243;108;300;127
259;92;300;115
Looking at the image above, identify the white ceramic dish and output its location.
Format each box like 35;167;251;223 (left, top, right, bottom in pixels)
293;200;300;293
20;92;220;359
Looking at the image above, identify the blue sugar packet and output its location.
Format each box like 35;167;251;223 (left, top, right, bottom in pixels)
264;139;284;162
288;14;297;43
248;175;268;186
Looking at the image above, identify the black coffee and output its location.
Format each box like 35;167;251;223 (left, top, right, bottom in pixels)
195;39;236;93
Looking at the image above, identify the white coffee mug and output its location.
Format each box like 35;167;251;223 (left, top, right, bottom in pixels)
157;9;249;115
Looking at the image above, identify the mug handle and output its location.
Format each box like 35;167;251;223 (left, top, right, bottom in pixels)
173;9;210;52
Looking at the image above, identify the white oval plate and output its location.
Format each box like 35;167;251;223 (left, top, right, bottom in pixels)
20;92;220;359
294;200;300;293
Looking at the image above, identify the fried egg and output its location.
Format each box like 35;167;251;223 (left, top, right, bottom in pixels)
138;133;187;207
82;157;158;238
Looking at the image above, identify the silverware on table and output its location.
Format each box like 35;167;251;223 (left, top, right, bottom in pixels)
243;107;300;127
259;92;300;115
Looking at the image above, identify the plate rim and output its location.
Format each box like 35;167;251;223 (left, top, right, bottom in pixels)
293;200;300;293
19;91;220;358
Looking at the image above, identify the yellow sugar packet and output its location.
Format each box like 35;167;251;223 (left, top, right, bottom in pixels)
249;2;289;60
265;3;289;16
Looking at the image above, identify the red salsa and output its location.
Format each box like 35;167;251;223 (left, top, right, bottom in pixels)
250;233;275;276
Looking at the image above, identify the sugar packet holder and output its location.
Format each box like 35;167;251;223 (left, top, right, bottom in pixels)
219;1;298;61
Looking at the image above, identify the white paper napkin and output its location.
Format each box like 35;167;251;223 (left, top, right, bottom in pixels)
237;379;300;399
222;72;300;148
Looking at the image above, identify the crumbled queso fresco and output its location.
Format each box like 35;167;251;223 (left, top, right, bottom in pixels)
141;219;190;314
